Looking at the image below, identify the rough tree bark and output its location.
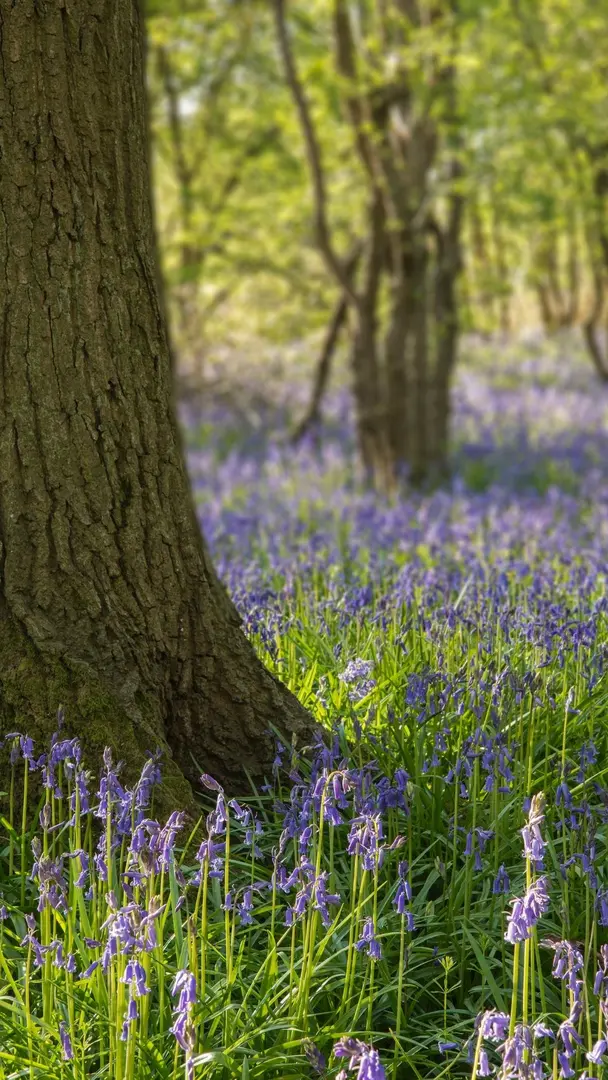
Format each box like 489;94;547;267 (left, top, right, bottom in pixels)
0;0;314;806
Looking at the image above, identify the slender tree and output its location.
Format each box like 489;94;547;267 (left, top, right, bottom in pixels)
0;0;314;805
275;0;464;490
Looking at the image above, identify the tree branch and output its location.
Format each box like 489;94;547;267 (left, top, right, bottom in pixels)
272;0;361;306
291;241;363;443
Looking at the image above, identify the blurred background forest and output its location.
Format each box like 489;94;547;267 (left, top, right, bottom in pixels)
146;0;608;489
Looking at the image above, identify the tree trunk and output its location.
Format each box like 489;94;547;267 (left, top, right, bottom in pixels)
384;280;410;470
0;0;314;807
350;309;390;489
408;243;430;486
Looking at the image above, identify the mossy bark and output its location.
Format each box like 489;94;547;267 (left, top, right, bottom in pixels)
0;0;314;809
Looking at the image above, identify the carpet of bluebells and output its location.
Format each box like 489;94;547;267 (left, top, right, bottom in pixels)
2;337;608;1080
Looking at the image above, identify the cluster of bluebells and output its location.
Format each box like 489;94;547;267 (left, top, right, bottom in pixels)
170;971;197;1080
474;784;608;1080
334;1037;386;1080
339;659;377;702
505;795;550;944
2;673;608;1080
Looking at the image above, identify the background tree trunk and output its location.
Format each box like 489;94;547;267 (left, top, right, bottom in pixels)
0;0;314;806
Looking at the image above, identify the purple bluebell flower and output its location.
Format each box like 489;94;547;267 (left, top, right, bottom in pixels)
355;916;382;961
558;1019;583;1058
200;773;223;792
133;751;162;812
593;944;608;996
80;960;101;979
556;780;572;809
193;836;225;883
339;658;374;684
596;888;608;926
533;1022;555;1040
67;849;90;890
347;812;384;871
478;1010;510;1042
587;1039;607;1065
521;793;547;867
577;740;597;782
303;1040;327;1074
53;940;64;968
20;735;38;771
393;860;415;929
477;1048;491;1076
312;871;341;927
237;888;253;925
171;969;196;1011
170;970;197;1080
558;1053;575;1077
501;1024;533;1075
158;811;186;870
339;658;377;702
31;848;67;914
548;940;584;1004
59;1022;74;1061
334;1037;386;1079
121;959;149;998
505;877;550;943
492;865;510;894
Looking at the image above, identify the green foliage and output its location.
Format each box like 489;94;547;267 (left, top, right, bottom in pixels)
145;0;608;355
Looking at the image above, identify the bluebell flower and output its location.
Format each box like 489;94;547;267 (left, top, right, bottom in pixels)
558;1052;575;1077
437;1041;459;1054
237;888;253;925
347;812;384;871
158;811;186;870
334;1037;386;1079
355;916;382;961
558;1019;582;1058
67;849;90;890
501;1024;533;1075
121;960;149;998
193;838;225;883
200;773;223;792
506;876;550;943
477;1048;491;1076
303;1040;326;1074
533;1022;555;1040
339;658;374;684
477;1010;510;1042
587;1039;607;1065
492;865;510;894
556;780;572;809
170;970;196;1080
593;944;608;996
596;888;608;926
549;940;584;1002
339;659;376;701
521;794;546;867
59;1022;74;1061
